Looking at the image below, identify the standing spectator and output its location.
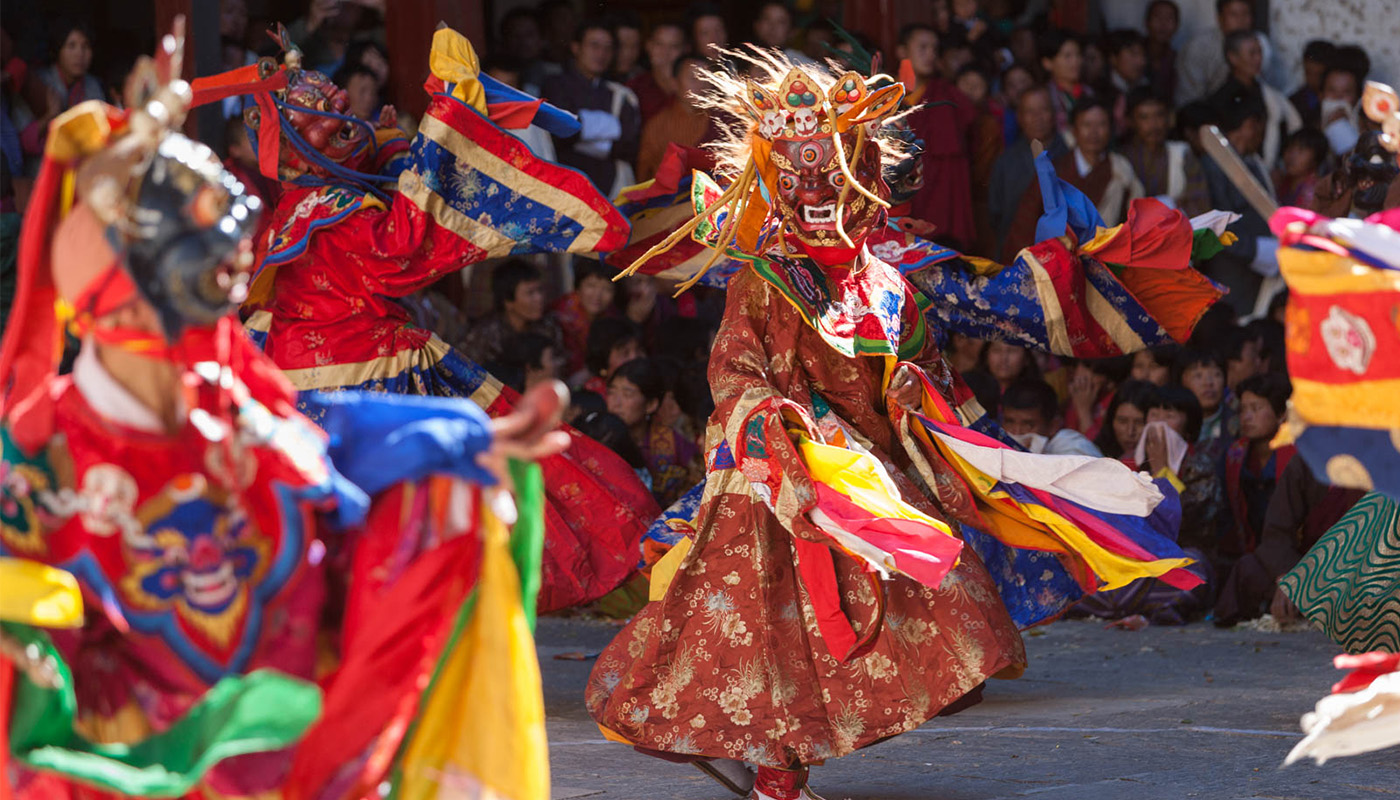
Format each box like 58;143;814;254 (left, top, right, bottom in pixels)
498;8;551;96
461;260;563;368
988;85;1068;261
1143;0;1179;105
1121;89;1211;216
21;20;103;159
899;23;978;249
1098;29;1148;135
750;2;805;63
552;260;617;380
1272;127;1328;209
1175;0;1280;105
1319;61;1365;158
332;65;379;120
687;3;729;60
627;22;686;125
997;62;1036;146
540;0;581;67
1200;89;1277;316
611;13;645;83
542;21;641;198
1005;100;1143;256
1208;31;1301;170
1289;40;1336;130
1038;29;1091;138
958;64;1005;257
637;55;717;181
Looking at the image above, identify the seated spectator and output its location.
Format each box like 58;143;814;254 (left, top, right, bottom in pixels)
553;259;617;379
1221;324;1265;393
899;23;977;249
1138;383;1203;479
540;0;581;67
1312;130;1400;219
1207;30;1301;170
574;410;652;492
1175;346;1235;444
1130;345;1178;387
1272;127;1328;209
462;260;563;367
961;368;1002;422
222;116;280;221
1215;448;1367;627
1174;100;1216;160
1142;385;1226;565
1000;379;1102;457
606;359;703;506
988;85;1068;261
637;55;717;181
487;332;563;393
1121;89;1211;216
979;340;1040;394
801;18;836;63
1143;0;1179;105
1098;29;1148;134
1219;374;1290;561
627;22;686;124
610;12;644;83
1289;40;1336;130
1037;29;1091;138
1080;37;1107;90
1319;59;1365;158
342;39;389;97
1093;379;1157;462
945;333;986;376
1200;89;1276;316
542;20;641;197
21;19;104;158
1064;357;1126;439
1004;99;1143;254
580;317;645;394
938;31;976;83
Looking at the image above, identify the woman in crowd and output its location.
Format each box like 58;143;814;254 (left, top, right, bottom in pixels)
553;259;619;379
578;317;645;395
1093;379;1157;462
20;19;103;159
605;358;702;506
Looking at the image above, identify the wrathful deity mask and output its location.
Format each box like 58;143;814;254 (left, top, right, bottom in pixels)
770;129;887;248
244;63;373;179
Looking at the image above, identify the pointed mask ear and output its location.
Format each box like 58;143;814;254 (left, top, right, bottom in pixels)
835;82;904;130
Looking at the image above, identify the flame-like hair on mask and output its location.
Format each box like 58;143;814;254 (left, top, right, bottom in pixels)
621;47;914;292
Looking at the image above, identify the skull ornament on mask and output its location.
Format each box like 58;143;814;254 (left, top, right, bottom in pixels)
743;67;905;254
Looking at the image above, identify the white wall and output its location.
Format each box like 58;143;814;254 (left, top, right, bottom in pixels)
1269;0;1400;90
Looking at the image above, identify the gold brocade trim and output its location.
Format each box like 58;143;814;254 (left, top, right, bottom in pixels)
1279;248;1400;295
275;336;454;390
398;168;515;259
1020;249;1073;356
245;309;272;333
414;114;606;252
1289;376;1400;430
1085;282;1147;353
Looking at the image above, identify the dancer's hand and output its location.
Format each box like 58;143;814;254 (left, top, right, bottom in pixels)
376;104;398;130
887;367;923;410
1269;587;1300;622
487;379;571;464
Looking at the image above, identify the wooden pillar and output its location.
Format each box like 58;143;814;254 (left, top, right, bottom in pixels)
153;0;223;150
384;0;487;121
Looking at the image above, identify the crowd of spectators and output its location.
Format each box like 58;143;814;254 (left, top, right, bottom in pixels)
2;1;1395;622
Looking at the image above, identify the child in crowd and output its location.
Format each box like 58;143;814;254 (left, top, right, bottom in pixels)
552;259;618;378
1093;379;1157;462
1129;345;1178;386
487;332;562;394
1000;379;1102;457
579;318;645;395
1273;127;1329;209
1174;347;1234;444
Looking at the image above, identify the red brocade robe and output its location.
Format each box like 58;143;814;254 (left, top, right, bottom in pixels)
586;257;1026;767
244;90;658;613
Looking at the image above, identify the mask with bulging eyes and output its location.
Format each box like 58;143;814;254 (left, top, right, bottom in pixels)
1344;131;1400;213
243;62;373;180
116;133;262;339
771;128;888;249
